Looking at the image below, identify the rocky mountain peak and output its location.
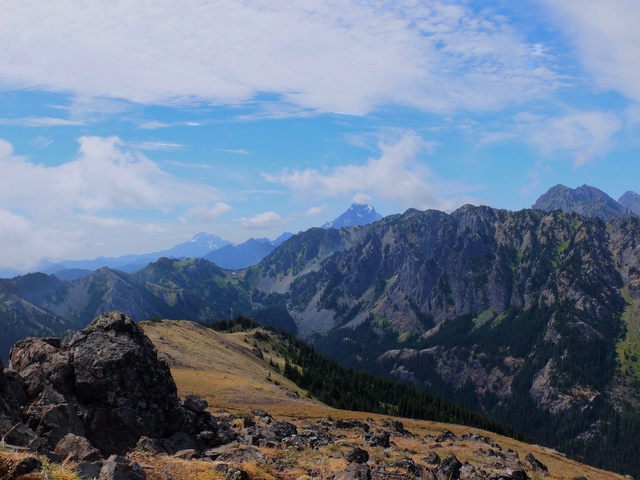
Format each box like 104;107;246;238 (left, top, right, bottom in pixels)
619;190;640;216
322;203;383;229
532;184;628;220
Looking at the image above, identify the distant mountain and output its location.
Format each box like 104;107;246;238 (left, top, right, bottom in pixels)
205;239;277;270
322;204;383;229
0;276;74;364
205;233;295;270
0;258;256;361
6;201;640;474
38;232;294;277
51;268;93;281
532;184;629;220
619;191;640;216
159;232;232;258
43;232;234;274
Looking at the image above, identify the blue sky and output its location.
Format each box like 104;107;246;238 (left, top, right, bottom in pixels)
1;0;639;271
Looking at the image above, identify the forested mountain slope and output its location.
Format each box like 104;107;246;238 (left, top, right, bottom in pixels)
246;205;640;475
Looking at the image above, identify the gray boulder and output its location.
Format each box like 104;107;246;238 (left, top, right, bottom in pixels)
99;455;146;480
9;312;234;455
54;433;102;463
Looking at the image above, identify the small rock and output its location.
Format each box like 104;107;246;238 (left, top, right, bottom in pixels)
335;463;372;480
264;420;297;441
459;463;481;480
99;455;146;480
346;447;369;464
243;416;255;428
217;446;266;465
435;454;462;480
424;451;441;465
76;461;103;480
54;433;102;463
250;409;271;419
212;463;249;480
183;394;208;414
368;431;390;448
394;457;422;476
11;455;43;477
2;422;43;451
173;449;199;460
135;436;167;455
251;347;264;359
435;430;458;443
525;453;549;476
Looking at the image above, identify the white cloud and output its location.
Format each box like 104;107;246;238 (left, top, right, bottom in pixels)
541;0;640;103
0;136;227;266
0;116;84;127
264;131;470;211
0;210;86;270
0;1;559;115
180;203;232;223
305;205;330;217
353;192;373;205
75;214;132;229
0;136;220;214
515;110;622;166
219;149;250;155
127;141;185;151
240;211;283;229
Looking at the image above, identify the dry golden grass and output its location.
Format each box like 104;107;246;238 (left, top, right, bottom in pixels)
0;319;623;480
3;319;623;479
142;320;628;479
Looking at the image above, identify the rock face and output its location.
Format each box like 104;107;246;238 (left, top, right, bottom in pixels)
7;312;230;455
0;360;25;435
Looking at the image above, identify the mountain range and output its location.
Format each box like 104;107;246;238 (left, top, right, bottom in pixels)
3;185;640;475
5;203;382;279
2;312;624;480
533;183;640;219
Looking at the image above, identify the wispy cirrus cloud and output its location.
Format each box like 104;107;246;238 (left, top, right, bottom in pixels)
0;116;84;127
0;1;559;115
264;131;477;211
240;211;283;229
514;110;622;167
540;0;640;103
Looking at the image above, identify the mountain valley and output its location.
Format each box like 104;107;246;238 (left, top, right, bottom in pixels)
3;185;640;476
0;313;629;479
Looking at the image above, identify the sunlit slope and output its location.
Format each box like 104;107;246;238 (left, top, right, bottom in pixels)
142;319;626;480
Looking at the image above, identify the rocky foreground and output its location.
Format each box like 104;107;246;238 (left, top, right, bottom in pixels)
0;312;628;479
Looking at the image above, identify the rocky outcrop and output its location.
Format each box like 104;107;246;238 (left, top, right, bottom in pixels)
7;312;234;456
0;360;24;436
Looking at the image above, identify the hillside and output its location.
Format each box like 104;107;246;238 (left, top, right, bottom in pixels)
246;206;640;474
140;319;626;479
4;198;640;474
2;315;626;479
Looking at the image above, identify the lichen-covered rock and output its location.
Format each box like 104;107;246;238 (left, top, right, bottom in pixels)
0;360;26;436
8;312;232;456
